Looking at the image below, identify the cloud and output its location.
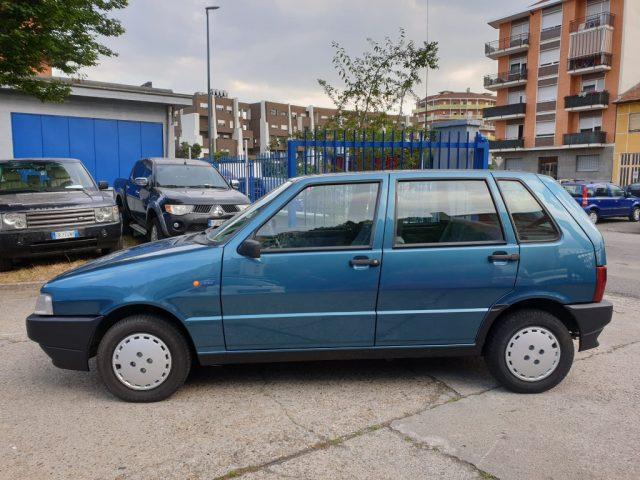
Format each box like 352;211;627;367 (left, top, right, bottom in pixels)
70;0;528;109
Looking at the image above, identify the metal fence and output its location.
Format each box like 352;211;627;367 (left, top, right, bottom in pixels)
212;129;489;201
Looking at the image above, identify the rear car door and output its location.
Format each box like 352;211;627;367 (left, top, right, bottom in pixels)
375;171;519;347
591;184;613;217
608;184;628;216
221;175;387;350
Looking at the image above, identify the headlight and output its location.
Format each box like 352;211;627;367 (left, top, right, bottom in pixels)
237;205;250;211
34;293;53;316
94;206;119;223
211;205;226;218
165;204;194;215
1;212;27;230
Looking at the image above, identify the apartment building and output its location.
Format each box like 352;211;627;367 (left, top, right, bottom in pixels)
483;0;640;181
177;94;418;156
413;89;497;139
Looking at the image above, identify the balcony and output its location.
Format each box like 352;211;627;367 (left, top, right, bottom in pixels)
563;131;607;146
569;12;614;33
485;33;529;59
482;103;526;120
565;90;610;112
484;69;528;91
489;138;524;151
567;53;612;74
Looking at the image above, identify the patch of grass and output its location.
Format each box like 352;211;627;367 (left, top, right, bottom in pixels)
0;235;142;285
479;471;498;479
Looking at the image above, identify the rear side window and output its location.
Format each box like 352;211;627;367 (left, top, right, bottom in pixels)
499;180;559;242
394;180;504;246
255;182;379;250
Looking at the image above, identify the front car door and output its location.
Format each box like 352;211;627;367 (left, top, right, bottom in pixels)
608;184;628;216
221;175;387;350
375;171;519;346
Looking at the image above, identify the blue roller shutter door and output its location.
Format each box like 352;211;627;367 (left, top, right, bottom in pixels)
10;113;164;185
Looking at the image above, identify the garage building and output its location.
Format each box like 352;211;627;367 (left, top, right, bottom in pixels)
0;78;192;185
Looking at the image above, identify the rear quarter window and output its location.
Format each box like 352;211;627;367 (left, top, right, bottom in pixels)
499;180;560;242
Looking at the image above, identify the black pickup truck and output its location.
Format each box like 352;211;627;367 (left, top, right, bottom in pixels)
113;158;250;241
0;158;122;271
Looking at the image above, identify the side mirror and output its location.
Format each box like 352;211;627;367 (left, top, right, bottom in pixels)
98;181;109;190
238;239;261;259
230;179;240;190
134;177;149;187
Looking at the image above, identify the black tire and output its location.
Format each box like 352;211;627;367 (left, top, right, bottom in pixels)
147;216;165;242
0;257;13;272
116;197;132;235
484;309;574;394
629;206;640;222
96;315;192;402
100;236;123;255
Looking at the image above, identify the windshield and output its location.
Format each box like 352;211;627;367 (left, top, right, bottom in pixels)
206;181;293;243
156;164;228;189
0;160;96;193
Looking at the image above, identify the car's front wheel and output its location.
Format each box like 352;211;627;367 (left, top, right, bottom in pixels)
148;217;165;242
96;315;192;402
484;309;574;393
629;206;640;222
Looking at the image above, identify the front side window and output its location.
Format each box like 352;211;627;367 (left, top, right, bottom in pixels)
0;160;95;193
254;182;379;250
609;185;624;197
395;180;504;246
499;180;559;242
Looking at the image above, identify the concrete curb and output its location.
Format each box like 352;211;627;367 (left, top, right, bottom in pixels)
0;281;45;290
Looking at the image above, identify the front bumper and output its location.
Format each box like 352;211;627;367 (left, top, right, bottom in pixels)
161;212;233;236
26;314;103;371
0;222;121;260
567;300;613;352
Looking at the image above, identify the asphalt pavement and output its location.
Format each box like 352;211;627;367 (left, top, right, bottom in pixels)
0;220;638;479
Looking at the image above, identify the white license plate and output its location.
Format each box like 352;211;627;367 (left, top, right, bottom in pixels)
51;230;78;240
208;219;224;228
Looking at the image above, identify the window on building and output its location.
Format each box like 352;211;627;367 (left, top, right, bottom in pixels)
539;47;560;66
270;109;277;116
226;106;232;112
508;88;526;104
541;7;563;30
506;123;524;140
577;154;601;172
254;182;380;250
281;124;287;130
217;119;225;126
579;112;602;132
394;180;504;246
537;84;558;102
629;113;640;133
511;20;530;36
199;103;208;109
505;158;524;171
215;105;223;111
582;77;605;92
229;121;234;128
242;124;247;131
586;0;610;18
498;180;559;242
536;120;556;137
509;56;527;74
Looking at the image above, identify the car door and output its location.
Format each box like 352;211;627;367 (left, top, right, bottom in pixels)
608;184;628;216
126;160;152;223
592;184;613;217
375;171;519;346
221;175;387;350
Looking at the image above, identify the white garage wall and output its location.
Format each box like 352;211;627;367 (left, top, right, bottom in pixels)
0;91;172;159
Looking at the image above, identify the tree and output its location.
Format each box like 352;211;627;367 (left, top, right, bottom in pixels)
0;0;128;102
318;28;438;131
176;142;202;159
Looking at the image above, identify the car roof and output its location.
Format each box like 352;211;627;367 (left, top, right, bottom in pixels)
0;157;82;163
146;157;212;167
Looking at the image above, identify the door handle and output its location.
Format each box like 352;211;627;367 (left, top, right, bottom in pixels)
488;252;520;262
349;256;380;267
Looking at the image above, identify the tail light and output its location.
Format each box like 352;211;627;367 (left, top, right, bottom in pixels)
593;266;607;303
582;185;588;207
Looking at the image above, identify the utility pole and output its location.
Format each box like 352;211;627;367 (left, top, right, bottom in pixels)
206;6;220;162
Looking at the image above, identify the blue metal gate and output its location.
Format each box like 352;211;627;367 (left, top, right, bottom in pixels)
213;129;489;202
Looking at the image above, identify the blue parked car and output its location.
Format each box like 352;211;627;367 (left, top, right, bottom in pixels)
27;171;612;402
561;181;640;224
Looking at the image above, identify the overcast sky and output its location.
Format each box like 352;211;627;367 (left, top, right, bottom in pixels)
75;0;530;110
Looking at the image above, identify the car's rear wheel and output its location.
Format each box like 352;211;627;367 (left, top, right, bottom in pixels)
588;210;599;224
484;309;574;393
96;315;191;402
630;206;640;222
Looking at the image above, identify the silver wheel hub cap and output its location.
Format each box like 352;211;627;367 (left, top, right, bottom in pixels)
150;226;158;241
589;212;598;223
112;333;172;390
505;327;561;382
634;209;639;221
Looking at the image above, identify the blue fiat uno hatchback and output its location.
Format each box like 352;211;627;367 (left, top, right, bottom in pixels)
27;171;612;402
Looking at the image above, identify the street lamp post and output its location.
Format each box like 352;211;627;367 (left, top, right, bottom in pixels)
206;6;219;163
